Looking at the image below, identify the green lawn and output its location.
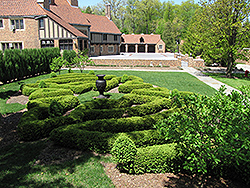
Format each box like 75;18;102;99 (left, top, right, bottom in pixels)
0;69;216;114
204;72;250;89
0;140;114;188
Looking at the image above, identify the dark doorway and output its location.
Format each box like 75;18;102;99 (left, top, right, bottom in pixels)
148;45;155;53
138;45;145;53
128;45;135;52
120;44;125;52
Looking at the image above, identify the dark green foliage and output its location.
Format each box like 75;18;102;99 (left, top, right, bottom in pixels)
111;134;137;173
29;88;73;100
63;50;77;64
121;74;129;83
18;115;75;141
48;100;63;118
50;72;57;78
0;48;60;83
18;106;49;124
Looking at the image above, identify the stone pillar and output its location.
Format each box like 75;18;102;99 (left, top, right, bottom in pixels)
145;44;148;53
135;44;138;53
126;44;128;53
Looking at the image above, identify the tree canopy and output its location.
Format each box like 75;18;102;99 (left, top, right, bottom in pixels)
182;0;250;77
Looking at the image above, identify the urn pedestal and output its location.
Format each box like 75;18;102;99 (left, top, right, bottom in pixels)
96;74;107;98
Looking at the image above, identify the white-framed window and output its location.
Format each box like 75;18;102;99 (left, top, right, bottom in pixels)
10;19;24;30
108;46;114;53
59;39;73;50
100;46;103;53
0;20;3;28
41;40;54;48
39;19;44;29
1;42;23;51
159;45;163;50
91;46;95;53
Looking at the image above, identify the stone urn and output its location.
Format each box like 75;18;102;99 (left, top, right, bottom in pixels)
96;74;107;98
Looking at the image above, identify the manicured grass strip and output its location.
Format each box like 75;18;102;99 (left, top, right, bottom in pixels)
0;141;115;188
77;70;217;97
204;73;250;89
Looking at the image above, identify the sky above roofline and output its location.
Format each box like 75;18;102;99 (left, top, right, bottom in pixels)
78;0;200;8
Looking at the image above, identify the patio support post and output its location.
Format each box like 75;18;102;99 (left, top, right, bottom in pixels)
125;44;128;53
145;44;148;53
135;44;138;53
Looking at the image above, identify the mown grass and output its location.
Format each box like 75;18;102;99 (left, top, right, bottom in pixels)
204;72;250;89
0;140;115;188
0;69;216;114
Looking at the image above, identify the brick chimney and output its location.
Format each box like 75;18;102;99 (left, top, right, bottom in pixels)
37;0;50;10
68;0;78;7
105;4;111;20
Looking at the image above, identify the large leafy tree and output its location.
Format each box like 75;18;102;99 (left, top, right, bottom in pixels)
183;0;250;77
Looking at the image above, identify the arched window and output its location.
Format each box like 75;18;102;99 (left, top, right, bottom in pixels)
140;37;144;43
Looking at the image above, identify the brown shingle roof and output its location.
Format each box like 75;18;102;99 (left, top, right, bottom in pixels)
121;34;162;44
83;13;121;34
50;0;90;26
0;0;45;16
43;9;87;38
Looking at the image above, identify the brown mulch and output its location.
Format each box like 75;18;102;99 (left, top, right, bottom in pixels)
0;89;249;187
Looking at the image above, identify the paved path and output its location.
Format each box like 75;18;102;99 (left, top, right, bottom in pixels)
181;67;239;95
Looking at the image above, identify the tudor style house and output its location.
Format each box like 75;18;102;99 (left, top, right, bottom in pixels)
0;0;121;56
120;34;165;53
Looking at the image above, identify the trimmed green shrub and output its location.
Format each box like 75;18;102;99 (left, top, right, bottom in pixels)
111;134;137;173
18;115;75;141
88;70;95;75
27;95;80;112
69;107;126;122
126;98;172;117
19;106;49;124
128;75;143;82
39;80;47;88
50;72;57;78
21;83;39;96
133;143;182;174
131;88;170;98
70;83;94;94
48;100;63;118
104;75;117;80
121;74;129;83
118;83;153;93
29;88;73;100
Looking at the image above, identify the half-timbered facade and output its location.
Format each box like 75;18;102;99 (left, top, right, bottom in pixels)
0;0;121;56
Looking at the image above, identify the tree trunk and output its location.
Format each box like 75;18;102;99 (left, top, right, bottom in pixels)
226;53;234;78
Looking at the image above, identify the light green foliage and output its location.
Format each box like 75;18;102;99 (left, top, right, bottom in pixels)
72;55;94;73
38;80;47;88
88;70;95;75
155;86;250;183
50;72;57;78
182;0;250;77
121;74;129;83
111;134;137;173
50;57;66;74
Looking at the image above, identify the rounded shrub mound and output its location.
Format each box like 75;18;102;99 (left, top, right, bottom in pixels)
111;134;137;173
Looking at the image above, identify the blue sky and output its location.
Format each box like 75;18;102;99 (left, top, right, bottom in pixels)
78;0;200;7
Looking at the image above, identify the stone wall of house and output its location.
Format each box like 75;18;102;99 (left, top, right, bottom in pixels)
0;18;40;50
90;44;120;56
